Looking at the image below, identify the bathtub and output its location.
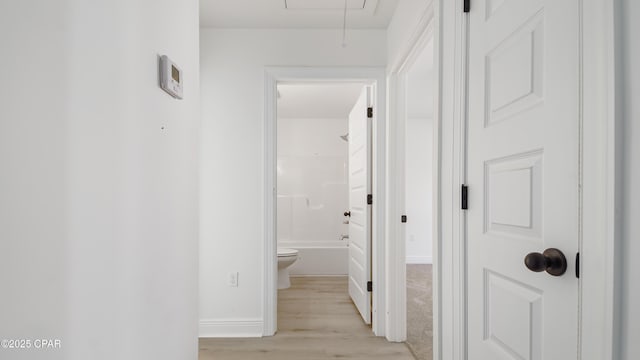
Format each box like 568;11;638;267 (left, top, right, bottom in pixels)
279;242;349;276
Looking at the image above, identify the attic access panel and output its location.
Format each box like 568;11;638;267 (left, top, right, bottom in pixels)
284;0;367;10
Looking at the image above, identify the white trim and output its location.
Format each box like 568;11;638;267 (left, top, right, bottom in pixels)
385;3;436;345
264;66;387;337
431;2;444;358
199;319;264;338
406;256;433;265
437;0;470;358
580;0;618;359
385;71;408;343
264;70;278;337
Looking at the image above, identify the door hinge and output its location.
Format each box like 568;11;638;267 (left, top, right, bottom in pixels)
367;107;373;118
367;281;373;292
464;0;470;13
401;215;407;223
576;252;580;278
367;194;373;205
461;185;469;210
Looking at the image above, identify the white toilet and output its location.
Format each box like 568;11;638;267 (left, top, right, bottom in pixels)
277;248;299;289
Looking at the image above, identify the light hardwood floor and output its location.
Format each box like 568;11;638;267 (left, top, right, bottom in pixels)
199;276;415;360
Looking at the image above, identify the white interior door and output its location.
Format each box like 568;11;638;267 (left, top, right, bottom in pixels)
467;0;579;359
348;86;372;325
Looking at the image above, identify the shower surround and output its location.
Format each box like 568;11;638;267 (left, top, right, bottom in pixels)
277;117;349;275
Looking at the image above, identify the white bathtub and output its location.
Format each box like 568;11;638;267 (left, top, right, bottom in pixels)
280;243;349;276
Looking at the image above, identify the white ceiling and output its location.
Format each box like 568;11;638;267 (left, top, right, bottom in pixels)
200;0;399;29
277;83;365;119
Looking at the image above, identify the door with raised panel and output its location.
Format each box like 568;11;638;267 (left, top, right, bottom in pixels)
467;0;579;359
348;86;372;324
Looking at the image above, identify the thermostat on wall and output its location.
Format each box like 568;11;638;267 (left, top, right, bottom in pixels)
159;55;183;99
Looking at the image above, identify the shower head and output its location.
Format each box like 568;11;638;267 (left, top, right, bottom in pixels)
340;133;349;142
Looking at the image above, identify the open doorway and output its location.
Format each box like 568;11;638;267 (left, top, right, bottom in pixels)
263;67;387;337
274;81;374;334
403;37;435;360
275;83;362;279
384;4;437;354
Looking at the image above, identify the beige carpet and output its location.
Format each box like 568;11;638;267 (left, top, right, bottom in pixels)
406;264;433;360
199;276;415;360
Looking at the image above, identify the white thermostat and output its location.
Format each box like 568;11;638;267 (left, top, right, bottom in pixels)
159;55;183;99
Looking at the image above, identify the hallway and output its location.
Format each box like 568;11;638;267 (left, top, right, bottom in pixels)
199;277;415;360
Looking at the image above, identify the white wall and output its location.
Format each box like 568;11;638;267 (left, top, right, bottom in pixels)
387;0;434;70
404;37;435;265
405;117;434;264
199;29;386;336
0;1;200;359
618;0;640;357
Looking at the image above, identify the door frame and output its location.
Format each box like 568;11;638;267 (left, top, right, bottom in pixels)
263;67;387;336
386;0;618;359
385;0;436;345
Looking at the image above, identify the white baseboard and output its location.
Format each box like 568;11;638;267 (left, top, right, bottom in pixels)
199;318;264;338
406;256;432;264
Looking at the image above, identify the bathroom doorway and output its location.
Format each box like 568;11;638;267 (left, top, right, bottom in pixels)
263;67;387;336
275;81;374;325
275;82;362;279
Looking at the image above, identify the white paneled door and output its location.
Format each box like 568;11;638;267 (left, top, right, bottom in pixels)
348;86;372;325
467;0;579;359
